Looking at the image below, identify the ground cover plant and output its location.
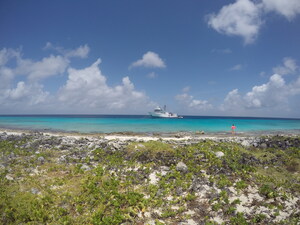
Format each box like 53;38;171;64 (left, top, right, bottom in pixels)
0;133;299;224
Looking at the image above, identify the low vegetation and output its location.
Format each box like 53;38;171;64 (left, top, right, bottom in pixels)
0;133;299;224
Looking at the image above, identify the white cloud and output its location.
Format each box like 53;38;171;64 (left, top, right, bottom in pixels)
176;93;213;111
222;89;243;109
221;73;300;114
0;48;21;66
16;55;69;81
44;42;90;59
65;45;90;58
58;59;155;113
0;81;49;106
207;0;300;44
207;0;263;44
244;74;287;108
0;45;77;82
262;0;300;20
273;57;298;75
0;67;14;89
230;64;243;71
130;51;166;68
0;45;155;114
290;76;300;95
147;72;158;79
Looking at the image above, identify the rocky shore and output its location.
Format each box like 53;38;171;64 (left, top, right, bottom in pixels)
0;130;299;224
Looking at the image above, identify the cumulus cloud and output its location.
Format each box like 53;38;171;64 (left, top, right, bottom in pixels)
0;48;21;66
0;67;15;89
130;51;166;69
207;0;263;44
0;43;92;84
58;59;155;113
262;0;300;20
207;0;300;44
44;42;90;59
0;45;155;114
244;74;287;108
65;45;90;58
0;46;70;82
221;73;300;114
147;72;158;79
17;55;69;81
0;81;49;110
176;92;213;111
0;47;51;109
5;82;49;104
273;57;298;75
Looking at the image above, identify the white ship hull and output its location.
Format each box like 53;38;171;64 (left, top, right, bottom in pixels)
149;112;179;118
149;105;182;118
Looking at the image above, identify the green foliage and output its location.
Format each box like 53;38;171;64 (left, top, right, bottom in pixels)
126;141;176;165
212;202;222;211
76;166;145;224
216;174;232;188
224;206;236;215
252;213;267;223
235;180;248;190
0;135;299;224
285;158;300;172
230;212;249;225
160;208;177;218
185;192;196;201
259;184;279;199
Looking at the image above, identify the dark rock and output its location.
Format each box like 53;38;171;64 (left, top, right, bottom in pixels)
176;187;183;195
190;178;209;192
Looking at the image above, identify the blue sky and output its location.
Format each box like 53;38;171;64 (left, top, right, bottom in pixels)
1;0;300;117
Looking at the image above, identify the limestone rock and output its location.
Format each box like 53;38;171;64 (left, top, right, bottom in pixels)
176;161;188;173
37;156;45;164
260;143;267;149
5;174;14;181
215;151;225;158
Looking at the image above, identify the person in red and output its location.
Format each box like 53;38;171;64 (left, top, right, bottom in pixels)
231;124;236;134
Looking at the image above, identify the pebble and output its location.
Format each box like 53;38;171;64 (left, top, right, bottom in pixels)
215;151;225;158
176;161;188;173
37;156;45;164
5;174;14;181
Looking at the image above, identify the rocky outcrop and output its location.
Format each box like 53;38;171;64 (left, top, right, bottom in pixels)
0;131;299;225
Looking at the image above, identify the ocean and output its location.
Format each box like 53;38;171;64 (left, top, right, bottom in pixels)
0;115;300;134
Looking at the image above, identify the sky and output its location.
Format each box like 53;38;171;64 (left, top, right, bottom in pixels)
1;0;300;118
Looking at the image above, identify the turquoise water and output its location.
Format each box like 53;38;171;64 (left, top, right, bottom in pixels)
0;115;299;133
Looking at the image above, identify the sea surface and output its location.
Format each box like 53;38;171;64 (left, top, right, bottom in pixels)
0;115;300;134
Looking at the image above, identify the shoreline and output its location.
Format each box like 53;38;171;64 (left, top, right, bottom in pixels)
0;127;299;142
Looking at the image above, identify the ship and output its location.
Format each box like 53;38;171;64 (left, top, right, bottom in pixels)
149;105;182;118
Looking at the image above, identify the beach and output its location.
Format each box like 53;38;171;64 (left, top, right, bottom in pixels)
1;129;299;224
